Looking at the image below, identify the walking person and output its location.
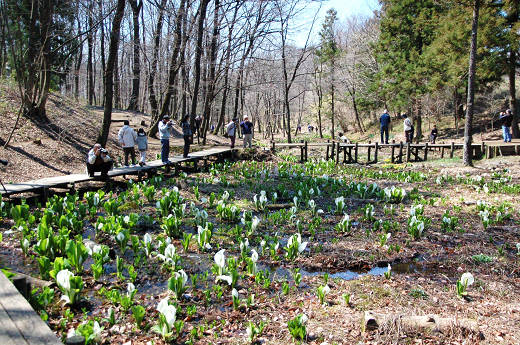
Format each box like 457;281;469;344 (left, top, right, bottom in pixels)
118;120;137;166
430;125;438;144
158;115;173;163
379;109;391;144
136;128;148;166
181;115;193;158
226;118;238;148
240;115;254;148
86;144;113;179
403;114;413;143
195;114;202;138
500;110;513;142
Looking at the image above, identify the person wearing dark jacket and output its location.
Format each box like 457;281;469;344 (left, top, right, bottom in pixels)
181;115;193;158
430;125;438;144
500;110;513;142
379;109;391;144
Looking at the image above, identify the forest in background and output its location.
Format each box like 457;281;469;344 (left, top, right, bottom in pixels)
0;0;519;164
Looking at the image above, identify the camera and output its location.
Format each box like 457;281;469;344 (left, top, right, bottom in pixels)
100;148;108;154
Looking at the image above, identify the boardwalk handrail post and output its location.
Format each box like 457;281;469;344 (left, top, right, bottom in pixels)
374;142;378;163
367;141;372;163
406;142;411;162
336;142;340;163
271;141;275;153
355;142;359;163
424;143;428;161
450;142;455;159
391;143;395;163
331;140;335;162
300;140;304;162
326;139;330;160
398;141;403;163
305;141;308;162
480;142;485;159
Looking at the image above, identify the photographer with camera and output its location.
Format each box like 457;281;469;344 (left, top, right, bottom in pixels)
158;115;173;164
86;144;113;179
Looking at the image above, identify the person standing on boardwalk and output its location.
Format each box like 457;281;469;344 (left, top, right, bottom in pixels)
226;118;238;148
403;114;413;143
500;110;513;142
430;125;438;144
158;115;173;163
136;128;148;166
181;115;193;158
379;109;391;144
118;120;137;166
195;114;202;138
240;115;254;148
87;144;113;178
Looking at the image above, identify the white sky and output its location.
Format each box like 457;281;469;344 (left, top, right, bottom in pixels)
291;0;381;47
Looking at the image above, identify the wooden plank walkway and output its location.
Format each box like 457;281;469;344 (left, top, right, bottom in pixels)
272;140;520;164
1;146;234;197
0;272;61;345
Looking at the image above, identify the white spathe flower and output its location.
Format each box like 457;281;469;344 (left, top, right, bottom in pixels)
116;231;125;242
240;239;249;252
260;240;266;248
387;264;392;272
175;270;188;286
162;304;177;327
216;275;232;285
66;327;76;339
308;200;315;208
56;269;73;291
232;288;239;298
157;297;170;315
260;190;266;198
165;243;176;258
323;285;330;295
251;216;260;231
214;249;226;268
460;272;474;287
300;314;308;324
251;249;258;263
92;321;102;342
443;216;451;224
127;283;136;296
144;233;152;244
386;233;391;240
123;215;130;224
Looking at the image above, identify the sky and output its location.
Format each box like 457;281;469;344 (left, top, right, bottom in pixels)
291;0;381;47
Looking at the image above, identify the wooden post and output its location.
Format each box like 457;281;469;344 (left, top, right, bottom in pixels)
304;141;308;162
398;142;403;163
406;142;411;162
271;141;275;153
300;140;304;162
343;144;347;163
374;142;379;163
368;141;372;162
12;276;29;299
331;141;335;161
326;140;330;160
391;143;395;163
450;142;455;158
336;142;340;163
424;143;428;161
355;143;359;163
441;146;445;158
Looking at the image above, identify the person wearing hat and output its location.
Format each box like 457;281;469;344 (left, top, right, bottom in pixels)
158;115;173;163
240;115;254;148
226;118;238;148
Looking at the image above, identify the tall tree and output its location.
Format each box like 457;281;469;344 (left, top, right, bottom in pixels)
464;0;480;166
503;0;520;137
127;0;143;111
97;0;126;146
317;8;339;139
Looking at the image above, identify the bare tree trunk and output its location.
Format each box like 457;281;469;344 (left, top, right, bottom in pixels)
87;1;95;105
202;0;220;145
509;49;519;137
149;0;186;137
147;0;167;120
128;0;143;111
330;62;335;139
74;3;83;101
189;0;210;127
464;0;479;167
97;0;126;146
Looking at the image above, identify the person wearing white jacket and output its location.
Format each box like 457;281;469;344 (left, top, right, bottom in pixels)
118;120;137;166
158;115;173;163
86;144;113;178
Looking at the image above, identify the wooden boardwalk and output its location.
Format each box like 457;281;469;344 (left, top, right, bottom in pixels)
272;140;520;164
0;272;61;345
1;146;234;197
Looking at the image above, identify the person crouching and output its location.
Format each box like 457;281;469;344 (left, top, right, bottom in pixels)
87;144;113;179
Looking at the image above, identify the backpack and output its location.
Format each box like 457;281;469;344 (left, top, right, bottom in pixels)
226;122;235;135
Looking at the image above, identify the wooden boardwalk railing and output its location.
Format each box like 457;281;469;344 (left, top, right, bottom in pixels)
1;147;235;197
0;271;62;345
272;140;520;164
